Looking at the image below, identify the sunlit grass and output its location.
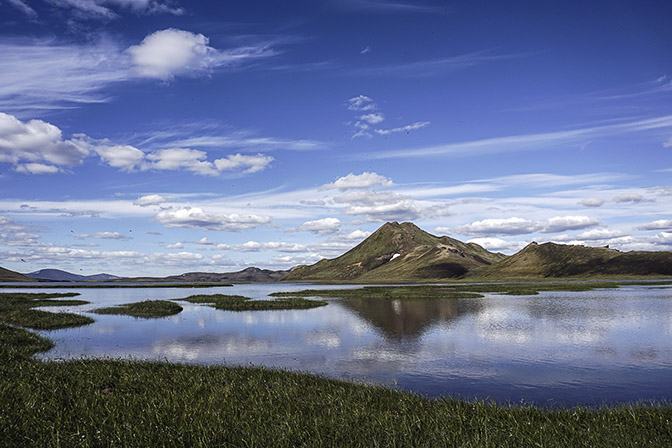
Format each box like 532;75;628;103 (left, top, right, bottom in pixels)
0;292;93;330
179;294;328;311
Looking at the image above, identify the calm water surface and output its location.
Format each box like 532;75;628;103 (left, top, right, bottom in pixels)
7;283;672;406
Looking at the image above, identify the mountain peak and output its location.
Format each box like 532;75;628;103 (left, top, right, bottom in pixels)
283;221;506;282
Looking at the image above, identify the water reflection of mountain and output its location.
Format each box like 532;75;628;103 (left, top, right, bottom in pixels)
341;297;482;339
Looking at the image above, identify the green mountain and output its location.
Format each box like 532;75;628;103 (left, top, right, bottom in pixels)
0;266;35;282
283;222;507;282
472;241;672;279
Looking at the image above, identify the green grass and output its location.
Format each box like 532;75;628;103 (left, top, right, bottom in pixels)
179;294;328;311
0;282;234;289
92;300;183;318
0;292;94;330
0;323;671;447
272;285;484;300
273;280;672;300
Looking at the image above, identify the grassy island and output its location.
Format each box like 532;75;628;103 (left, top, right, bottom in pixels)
92;300;184;318
179;293;328;311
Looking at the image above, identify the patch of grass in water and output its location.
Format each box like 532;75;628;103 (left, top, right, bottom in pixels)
92;300;183;318
180;294;328;311
0;282;234;289
271;286;483;300
0;292;93;330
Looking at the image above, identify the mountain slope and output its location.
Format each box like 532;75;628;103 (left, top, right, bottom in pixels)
283;222;506;282
26;269;122;282
474;242;672;279
163;267;289;283
0;266;35;282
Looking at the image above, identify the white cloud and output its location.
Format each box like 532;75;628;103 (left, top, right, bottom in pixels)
542;216;601;233
72;232;132;241
663;137;672;148
94;144;146;171
0;113;91;171
322;172;394;190
654;232;672;245
347;95;376;111
451;217;542;236
0;33;276;113
214;153;273;174
155;207;271;231
134;194;168;206
579;198;605;208
466;237;527;254
612;193;653;204
233;241;306;253
145;148;219;176
345;230;372;240
359;113;385;124
298;217;341;234
197;237;215;245
166;242;183;249
374;121;430;135
15;163;60;175
637;220;672;231
127;29;276;80
360;46;371;55
451;215;601;236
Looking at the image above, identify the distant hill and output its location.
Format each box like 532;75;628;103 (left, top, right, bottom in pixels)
124;267;289;283
283;222;507;282
0;266;35;282
472;242;672;279
26;269;122;282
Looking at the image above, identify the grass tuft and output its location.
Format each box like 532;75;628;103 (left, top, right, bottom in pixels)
179;294;328;311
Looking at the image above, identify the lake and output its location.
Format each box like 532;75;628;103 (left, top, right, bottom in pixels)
7;282;672;407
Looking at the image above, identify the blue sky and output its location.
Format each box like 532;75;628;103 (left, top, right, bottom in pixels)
1;0;671;277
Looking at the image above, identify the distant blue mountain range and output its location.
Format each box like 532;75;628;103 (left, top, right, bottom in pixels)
25;269;123;282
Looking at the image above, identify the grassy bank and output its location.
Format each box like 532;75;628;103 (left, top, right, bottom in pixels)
92;300;184;318
1;323;671;447
0;292;93;330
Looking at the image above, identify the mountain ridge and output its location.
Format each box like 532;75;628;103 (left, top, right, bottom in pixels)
284;221;507;282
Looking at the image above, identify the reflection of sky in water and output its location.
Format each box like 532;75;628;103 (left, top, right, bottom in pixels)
7;283;670;406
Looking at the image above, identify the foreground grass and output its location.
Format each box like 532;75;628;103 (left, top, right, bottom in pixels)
180;294;328;311
0;324;670;447
92;300;183;318
0;292;93;330
273;280;672;300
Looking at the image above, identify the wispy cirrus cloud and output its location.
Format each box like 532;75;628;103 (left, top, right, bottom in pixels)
0;30;278;114
355;114;672;160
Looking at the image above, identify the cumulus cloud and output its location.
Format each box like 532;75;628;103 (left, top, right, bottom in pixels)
166;242;183;249
612;193;654;203
344;230;372;240
127;29;276;80
654;232;672;245
542;216;601;233
233;241;306;253
322;172;394;190
214;153;273;174
637;220;672;231
451;216;601;236
298;217;341;234
579;198;605;208
134;194;168;206
345;95;428;139
0;113;90;173
94;144;146;171
155;207;271;231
